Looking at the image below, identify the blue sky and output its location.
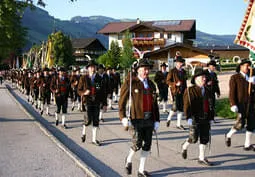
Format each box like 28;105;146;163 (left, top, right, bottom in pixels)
41;0;249;35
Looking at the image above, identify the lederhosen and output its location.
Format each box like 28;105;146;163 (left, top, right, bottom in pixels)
155;71;168;102
70;75;81;103
113;72;121;96
83;74;106;127
187;86;213;145
107;73;115;99
24;74;31;96
32;77;40;103
55;77;69;114
131;86;154;152
41;75;52;105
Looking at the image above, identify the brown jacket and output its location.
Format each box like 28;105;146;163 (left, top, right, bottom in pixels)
229;73;253;111
118;76;160;122
166;67;187;95
183;85;214;121
77;73;107;106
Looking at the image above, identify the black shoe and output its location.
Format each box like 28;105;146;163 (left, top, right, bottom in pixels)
225;134;231;147
244;145;255;151
198;159;213;166
71;106;74;111
100;118;105;122
81;135;86;143
163;110;169;114
40;110;43;115
35;105;38;109
125;158;132;175
62;124;68;129
166;120;170;127
92;140;101;146
138;171;150;177
182;149;187;159
176;125;185;130
114;100;118;103
55;120;59;126
31;101;34;105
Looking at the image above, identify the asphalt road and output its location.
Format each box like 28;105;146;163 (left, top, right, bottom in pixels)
1;72;255;177
0;84;86;177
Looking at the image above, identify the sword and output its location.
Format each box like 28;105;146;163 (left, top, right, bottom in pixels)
154;130;160;157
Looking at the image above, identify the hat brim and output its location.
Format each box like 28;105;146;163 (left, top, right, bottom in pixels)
191;71;207;84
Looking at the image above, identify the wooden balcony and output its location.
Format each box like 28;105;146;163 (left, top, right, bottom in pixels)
132;38;165;46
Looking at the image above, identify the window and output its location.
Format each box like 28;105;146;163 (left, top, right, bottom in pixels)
167;33;172;39
118;33;123;40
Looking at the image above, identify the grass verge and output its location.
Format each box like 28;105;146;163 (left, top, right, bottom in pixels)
215;98;236;119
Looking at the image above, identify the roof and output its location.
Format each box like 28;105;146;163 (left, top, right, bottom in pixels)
144;43;209;57
71;38;98;48
198;45;250;51
97;20;196;34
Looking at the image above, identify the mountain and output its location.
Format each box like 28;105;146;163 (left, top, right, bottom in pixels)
21;6;237;51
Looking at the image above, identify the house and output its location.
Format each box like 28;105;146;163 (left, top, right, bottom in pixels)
71;38;107;65
98;18;196;56
198;45;250;62
144;43;211;69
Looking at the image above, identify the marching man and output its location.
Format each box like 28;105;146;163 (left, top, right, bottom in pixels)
78;60;107;146
225;59;255;151
119;58;160;177
50;67;70;128
181;68;214;166
166;56;187;129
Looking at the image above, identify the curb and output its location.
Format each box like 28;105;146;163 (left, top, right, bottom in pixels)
5;84;100;177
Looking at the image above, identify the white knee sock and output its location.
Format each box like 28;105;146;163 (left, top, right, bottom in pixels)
167;110;175;121
82;125;86;136
199;144;206;161
92;127;98;142
126;148;135;164
163;102;167;112
108;99;112;107
61;114;66;125
177;111;183;127
182;140;190;150
227;127;237;138
244;131;252;148
46;106;49;115
55;112;59;121
139;150;150;173
99;111;103;120
41;103;44;112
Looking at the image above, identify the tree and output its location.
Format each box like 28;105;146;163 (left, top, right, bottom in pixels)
97;40;121;68
120;30;136;69
49;31;74;68
109;40;121;68
0;0;27;63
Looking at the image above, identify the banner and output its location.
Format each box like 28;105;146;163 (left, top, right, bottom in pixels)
46;40;54;68
234;0;255;53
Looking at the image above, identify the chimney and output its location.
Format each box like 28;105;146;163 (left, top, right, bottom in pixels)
137;18;141;24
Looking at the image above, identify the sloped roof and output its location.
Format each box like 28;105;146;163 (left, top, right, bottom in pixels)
144;43;208;57
71;38;97;48
97;20;196;34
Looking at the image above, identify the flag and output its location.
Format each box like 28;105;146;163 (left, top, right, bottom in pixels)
46;40;54;68
234;0;255;53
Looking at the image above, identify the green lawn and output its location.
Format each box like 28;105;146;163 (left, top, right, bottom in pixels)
215;98;236;119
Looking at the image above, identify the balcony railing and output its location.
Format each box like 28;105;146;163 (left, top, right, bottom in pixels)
132;38;165;46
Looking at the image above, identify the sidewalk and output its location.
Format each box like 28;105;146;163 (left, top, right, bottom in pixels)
3;81;255;177
0;84;86;177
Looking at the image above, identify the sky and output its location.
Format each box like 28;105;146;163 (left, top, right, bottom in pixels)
40;0;249;35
